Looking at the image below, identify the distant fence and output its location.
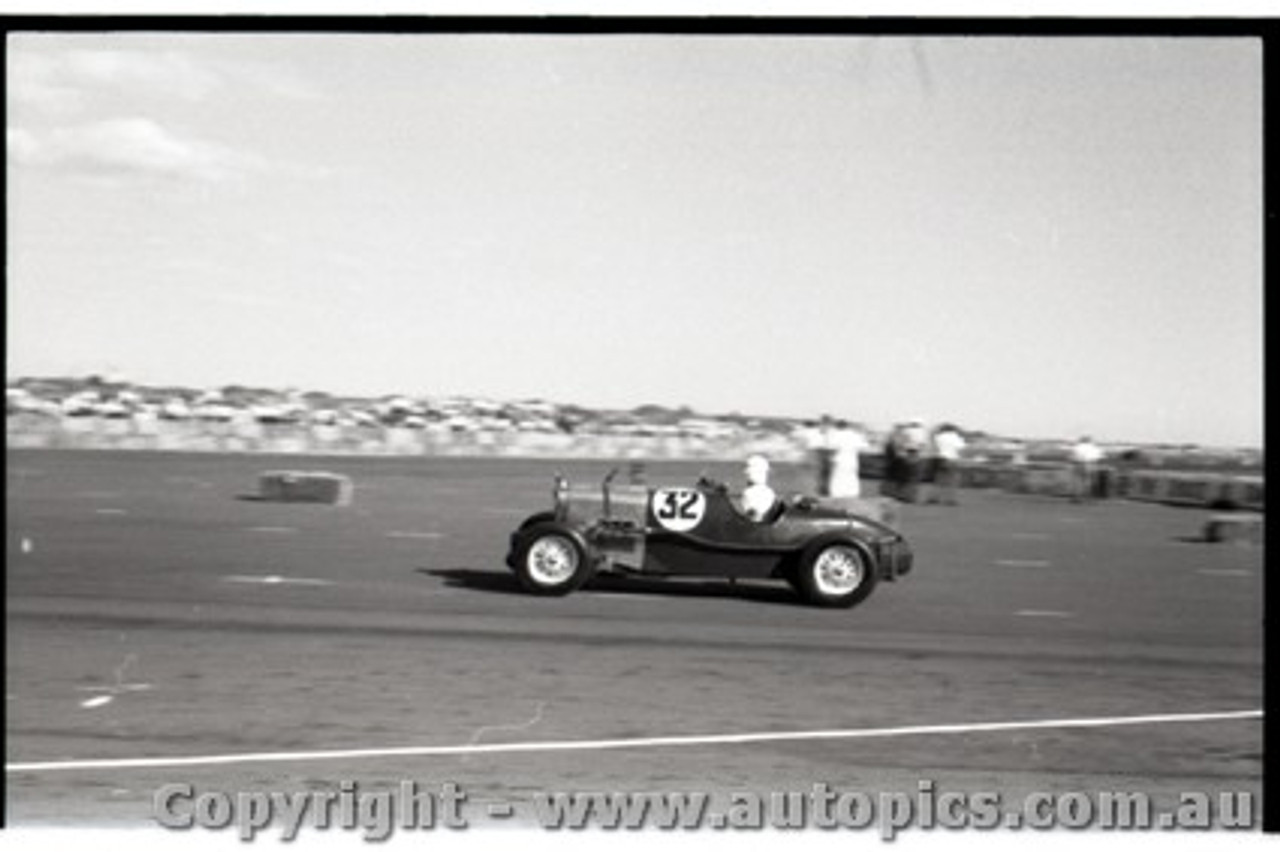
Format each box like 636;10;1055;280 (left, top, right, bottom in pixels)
7;415;1262;511
1114;468;1264;511
955;461;1264;511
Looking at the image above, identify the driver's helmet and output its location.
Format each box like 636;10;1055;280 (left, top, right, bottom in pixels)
745;454;770;486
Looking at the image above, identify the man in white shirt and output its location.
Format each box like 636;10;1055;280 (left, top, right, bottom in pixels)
1069;435;1104;502
827;420;869;499
928;424;966;505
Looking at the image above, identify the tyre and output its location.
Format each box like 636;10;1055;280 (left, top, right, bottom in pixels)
795;539;877;608
512;523;593;596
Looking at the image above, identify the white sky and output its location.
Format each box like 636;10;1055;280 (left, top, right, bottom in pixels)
5;31;1263;446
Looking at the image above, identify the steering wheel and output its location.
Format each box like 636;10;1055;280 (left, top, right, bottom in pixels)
696;473;726;492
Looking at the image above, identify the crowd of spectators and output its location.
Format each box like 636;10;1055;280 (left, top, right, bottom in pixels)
5;376;1263;472
5;378;787;445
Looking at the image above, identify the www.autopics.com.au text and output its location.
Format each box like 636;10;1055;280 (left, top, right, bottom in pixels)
152;780;1256;840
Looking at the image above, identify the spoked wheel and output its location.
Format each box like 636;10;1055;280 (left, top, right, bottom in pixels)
513;523;593;596
795;540;877;608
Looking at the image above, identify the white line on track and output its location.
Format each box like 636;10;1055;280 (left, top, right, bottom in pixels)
5;709;1260;774
246;526;298;534
995;559;1051;568
222;575;333;587
1197;569;1253;578
1015;610;1074;618
94;508;128;516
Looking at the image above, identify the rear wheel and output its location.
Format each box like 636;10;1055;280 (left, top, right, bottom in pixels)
796;540;877;608
513;524;593;596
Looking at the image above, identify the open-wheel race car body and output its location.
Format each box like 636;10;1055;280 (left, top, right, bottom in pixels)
506;470;913;608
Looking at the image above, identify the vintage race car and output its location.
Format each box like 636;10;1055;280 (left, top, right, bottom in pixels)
506;470;913;608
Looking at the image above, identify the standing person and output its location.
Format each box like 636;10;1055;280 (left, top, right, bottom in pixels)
1069;435;1104;503
880;425;901;500
1009;440;1028;468
896;417;929;503
827;419;870;499
801;415;837;497
928;423;966;506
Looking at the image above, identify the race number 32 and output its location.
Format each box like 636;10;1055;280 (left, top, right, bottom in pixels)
651;488;706;532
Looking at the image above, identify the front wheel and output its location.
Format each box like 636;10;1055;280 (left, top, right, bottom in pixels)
513;524;593;596
795;540;877;608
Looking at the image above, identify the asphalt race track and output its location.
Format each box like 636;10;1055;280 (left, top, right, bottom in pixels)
5;450;1264;830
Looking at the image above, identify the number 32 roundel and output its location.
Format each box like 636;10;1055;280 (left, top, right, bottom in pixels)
651;487;707;532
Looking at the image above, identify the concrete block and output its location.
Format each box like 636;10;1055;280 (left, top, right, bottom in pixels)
258;471;353;505
1203;513;1263;545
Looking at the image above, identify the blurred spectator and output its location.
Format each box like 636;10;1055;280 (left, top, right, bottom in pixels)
828;419;870;498
1010;440;1028;467
880;428;900;500
1069;435;1104;503
799;416;836;497
884;417;929;503
928;423;966;506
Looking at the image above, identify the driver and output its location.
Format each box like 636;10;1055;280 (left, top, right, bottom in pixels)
740;454;778;522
